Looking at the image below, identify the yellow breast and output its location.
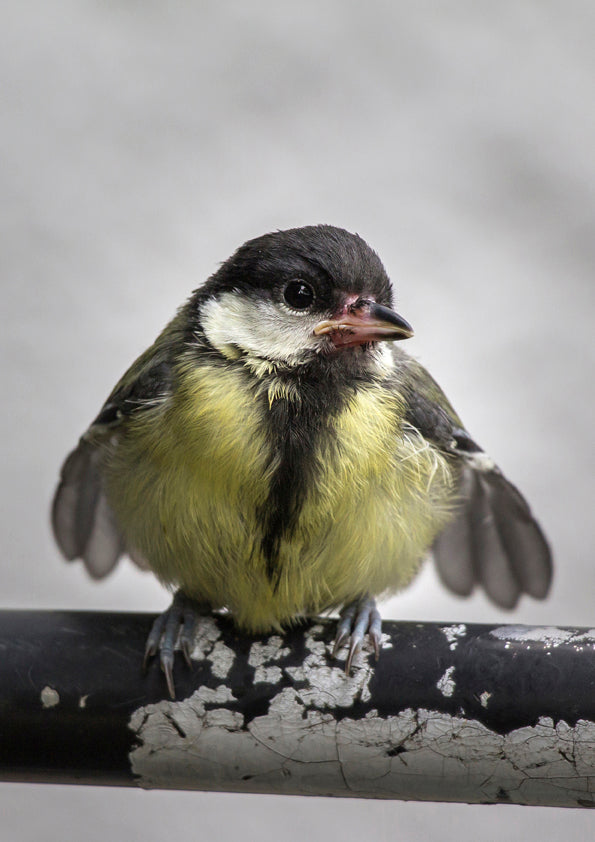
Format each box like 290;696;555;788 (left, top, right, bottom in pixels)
268;384;457;625
104;362;457;632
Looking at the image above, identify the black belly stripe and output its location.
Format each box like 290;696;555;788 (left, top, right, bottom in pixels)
259;396;323;582
257;359;377;584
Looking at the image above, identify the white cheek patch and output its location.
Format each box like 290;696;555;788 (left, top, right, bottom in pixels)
200;292;323;364
376;343;396;373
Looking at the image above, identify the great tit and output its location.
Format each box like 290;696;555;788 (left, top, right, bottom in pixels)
52;225;552;697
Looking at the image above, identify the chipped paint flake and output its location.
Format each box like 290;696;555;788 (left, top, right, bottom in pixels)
254;665;283;684
40;686;60;708
286;659;374;707
208;640;237;679
79;694;89;709
440;624;466;650
189;614;222;660
491;626;595;649
248;636;290;667
479;691;492;709
437;666;456;697
284;626;375;706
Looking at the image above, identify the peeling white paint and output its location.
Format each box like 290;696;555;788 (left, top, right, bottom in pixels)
437;666;456;697
248;636;290;668
440;624;466;651
129;692;595;806
128;624;595;806
208;640;237;679
286;659;374;707
79;694;88;709
479;691;492;709
491;626;595;649
570;630;595;645
254;665;283;684
189;615;223;660
285;626;374;707
40;686;60;708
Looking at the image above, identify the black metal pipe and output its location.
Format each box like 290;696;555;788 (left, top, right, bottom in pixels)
0;610;594;806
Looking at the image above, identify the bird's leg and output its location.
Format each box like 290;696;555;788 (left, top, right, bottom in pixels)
333;595;382;673
143;590;207;699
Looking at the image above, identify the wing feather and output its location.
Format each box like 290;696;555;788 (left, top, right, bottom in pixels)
51;336;177;578
398;354;553;607
51;439;125;578
433;463;552;608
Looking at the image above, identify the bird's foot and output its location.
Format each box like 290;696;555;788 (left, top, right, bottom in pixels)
333;595;382;674
143;591;206;699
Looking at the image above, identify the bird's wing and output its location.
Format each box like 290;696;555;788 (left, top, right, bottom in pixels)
51;340;175;579
399;357;553;608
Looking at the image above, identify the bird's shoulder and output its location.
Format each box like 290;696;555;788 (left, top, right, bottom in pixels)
388;351;482;458
83;306;192;441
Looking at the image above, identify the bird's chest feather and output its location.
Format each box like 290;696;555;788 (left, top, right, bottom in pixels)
106;363;456;630
106;363;274;555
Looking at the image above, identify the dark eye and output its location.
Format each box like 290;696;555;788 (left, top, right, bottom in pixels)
283;280;315;310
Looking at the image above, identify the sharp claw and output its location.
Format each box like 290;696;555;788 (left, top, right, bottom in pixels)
334;603;359;657
181;638;193;669
162;656;176;700
345;637;363;674
368;608;382;660
370;632;381;661
143;613;167;670
334;596;383;673
181;609;197;667
143;592;206;698
332;631;349;657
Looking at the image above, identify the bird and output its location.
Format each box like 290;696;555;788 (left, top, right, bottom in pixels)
51;224;553;698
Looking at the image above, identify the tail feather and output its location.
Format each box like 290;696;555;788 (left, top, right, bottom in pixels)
51;440;125;578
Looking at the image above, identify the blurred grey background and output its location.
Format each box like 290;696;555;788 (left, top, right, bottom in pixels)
2;1;594;839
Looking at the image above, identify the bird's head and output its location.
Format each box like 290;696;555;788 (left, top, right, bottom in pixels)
195;225;413;370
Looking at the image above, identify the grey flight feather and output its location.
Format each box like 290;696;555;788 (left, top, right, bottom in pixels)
51;439;124;578
51;350;175;579
433;463;552;608
399;355;553;608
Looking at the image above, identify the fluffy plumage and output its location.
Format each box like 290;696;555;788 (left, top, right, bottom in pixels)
52;225;552;691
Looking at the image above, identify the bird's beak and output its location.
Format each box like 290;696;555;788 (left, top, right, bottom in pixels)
313;300;414;348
